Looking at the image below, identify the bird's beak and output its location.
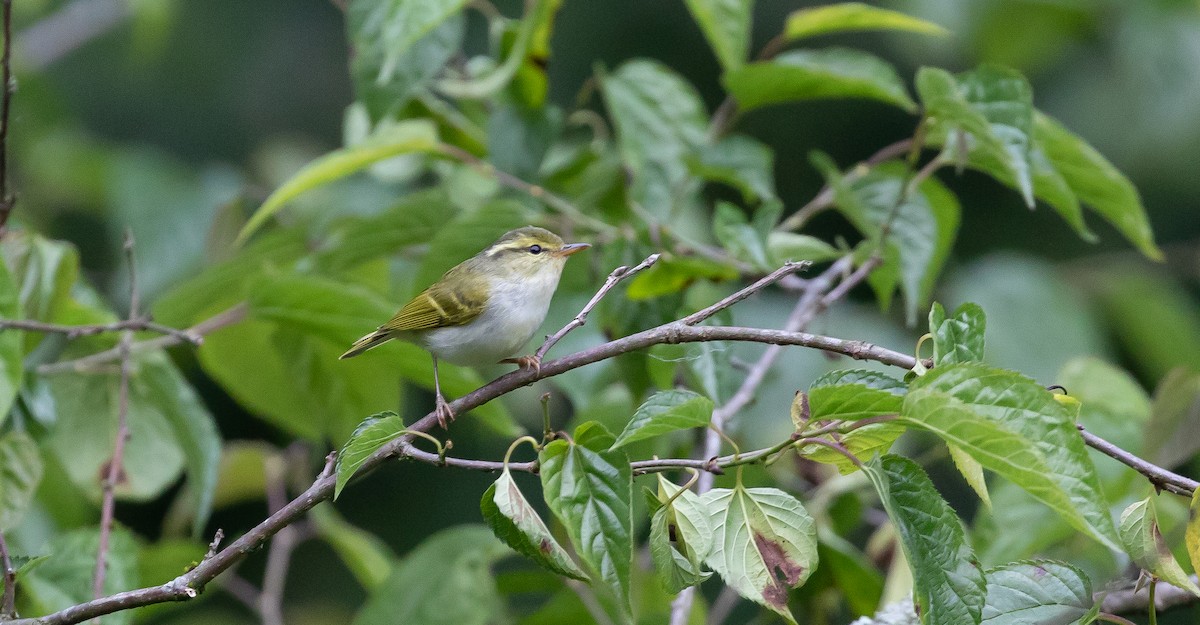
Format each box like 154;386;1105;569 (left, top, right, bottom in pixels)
557;243;590;257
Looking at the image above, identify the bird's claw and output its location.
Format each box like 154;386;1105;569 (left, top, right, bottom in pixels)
435;394;455;430
502;354;542;375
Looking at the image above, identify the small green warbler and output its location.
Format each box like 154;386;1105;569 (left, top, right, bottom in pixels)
340;226;589;428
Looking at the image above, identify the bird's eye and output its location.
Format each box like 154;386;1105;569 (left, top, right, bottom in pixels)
529;245;542;255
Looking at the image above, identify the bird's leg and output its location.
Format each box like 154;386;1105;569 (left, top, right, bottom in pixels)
432;356;454;429
500;354;541;375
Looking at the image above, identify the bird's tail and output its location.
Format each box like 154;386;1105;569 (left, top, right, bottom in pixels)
339;330;395;359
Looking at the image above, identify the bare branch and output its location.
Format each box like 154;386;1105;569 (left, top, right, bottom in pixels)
92;231;138;611
14;0;129;72
38;304;247;375
1100;575;1200;614
535;253;659;361
1079;426;1199;497
0;318;203;345
681;261;810;326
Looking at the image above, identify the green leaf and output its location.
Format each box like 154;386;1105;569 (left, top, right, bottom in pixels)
929;301;986;365
237;119;439;244
1086;268;1200;382
864;455;986;625
649;477;714;593
714;201;772;271
135;353;222;535
809;369;905;420
0;430;42;531
956;65;1037;208
910;363;1121;550
0;258;23;423
310;506;396;590
611;389;713;449
784;3;948;41
767;232;840;264
689;134;777;202
818;531;884;616
349;2;463;120
0;232;81;352
602;60;708;221
1187;489;1200;580
482;468;589;581
1119;497;1200;596
683;0;751;71
821;159;960;323
352;525;508;625
981;560;1093;625
314;188;457;273
625;255;739;300
1034;113;1162;260
336;412;406;499
540;422;633;609
948;444;991;508
700;485;817;623
350;0;470;89
725;48;916;114
21;527;138;625
1144;368;1200;469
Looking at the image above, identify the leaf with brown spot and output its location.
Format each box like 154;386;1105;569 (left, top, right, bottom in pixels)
699;485;817;623
481;468;588;581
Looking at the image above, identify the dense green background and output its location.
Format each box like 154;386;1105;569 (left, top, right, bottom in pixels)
5;0;1200;623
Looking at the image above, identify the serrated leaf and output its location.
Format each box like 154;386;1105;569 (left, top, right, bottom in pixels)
981;560;1093;625
353;525;508;625
800;423;906;475
1034;113;1162;260
683;0;751;71
540;423;633;609
0;430;42;531
929;301;986;365
910;363;1120;550
482;469;588;580
801;370;908;472
237;120;439;244
336;412;406;498
726;48;916;114
784;3;948;41
700;485;817;623
611;389;714;449
351;0;470;88
820;159;960;324
864;455;986;625
1119;497;1200;596
650;508;713;593
1187;489;1200;578
956;65;1036;208
602;60;707;221
689;134;777;202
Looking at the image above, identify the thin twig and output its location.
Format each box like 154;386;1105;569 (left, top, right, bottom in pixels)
38;303;247;374
92;231;139;612
1099;575;1200;616
259;455;293;625
0;318;202;344
0;0;15;233
680;261;810;326
0;531;16;618
777;138;916;232
1079;426;1198;497
534;253;659;361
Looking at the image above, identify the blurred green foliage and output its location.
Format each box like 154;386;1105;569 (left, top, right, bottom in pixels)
0;0;1198;624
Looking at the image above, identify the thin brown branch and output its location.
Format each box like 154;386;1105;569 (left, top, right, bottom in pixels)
0;531;16;618
0;318;203;344
1079;426;1198;497
681;261;810;326
0;0;15;233
92;231;138;611
38;303;247;374
777;138;916;233
535;253;659;362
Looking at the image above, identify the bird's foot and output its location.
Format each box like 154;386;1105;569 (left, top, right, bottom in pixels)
501;354;541;375
435;394;455;430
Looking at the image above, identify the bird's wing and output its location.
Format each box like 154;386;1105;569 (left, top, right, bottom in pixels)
380;266;488;331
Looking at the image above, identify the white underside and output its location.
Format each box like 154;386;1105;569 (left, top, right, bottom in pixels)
421;269;561;366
